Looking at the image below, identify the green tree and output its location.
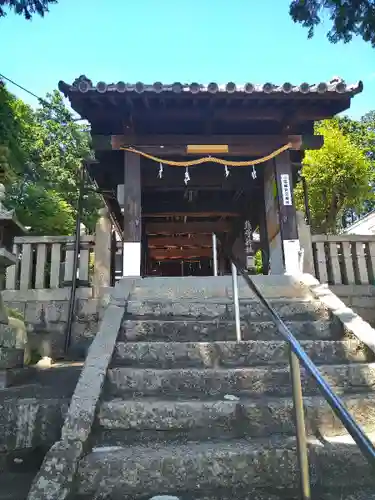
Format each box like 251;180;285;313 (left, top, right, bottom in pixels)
0;84;102;235
361;110;375;159
25;90;102;232
12;184;76;235
0;0;56;19
332;113;375;222
335;113;375;160
290;0;375;47
296;119;373;233
0;83;25;180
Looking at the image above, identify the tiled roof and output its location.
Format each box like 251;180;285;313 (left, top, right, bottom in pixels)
342;209;375;234
59;76;363;97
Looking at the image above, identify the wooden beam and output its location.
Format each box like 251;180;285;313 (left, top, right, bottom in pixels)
142;185;239;192
89;105;340;124
143;211;239;218
142;177;250;190
123;151;141;242
89;108;285;125
140;108;285;121
148;234;213;247
146;220;232;235
150;248;213;260
93;134;323;153
114;134;300;147
127;146;269;156
123;151;142;277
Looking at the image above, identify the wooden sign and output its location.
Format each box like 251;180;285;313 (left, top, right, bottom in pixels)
280;174;292;206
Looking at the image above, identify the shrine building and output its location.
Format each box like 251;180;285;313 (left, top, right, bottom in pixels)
59;76;363;277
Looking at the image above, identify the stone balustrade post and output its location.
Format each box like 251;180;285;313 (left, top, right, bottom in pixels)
296;211;315;276
93;208;112;297
0;183;28;387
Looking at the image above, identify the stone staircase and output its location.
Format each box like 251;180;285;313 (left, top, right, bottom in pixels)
70;277;375;499
0;363;81;500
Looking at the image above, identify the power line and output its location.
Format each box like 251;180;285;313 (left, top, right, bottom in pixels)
0;72;85;122
1;76;123;241
0;72;115;226
0;72;96;185
0;72;43;102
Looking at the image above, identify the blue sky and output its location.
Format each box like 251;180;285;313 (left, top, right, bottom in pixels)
1;0;374;119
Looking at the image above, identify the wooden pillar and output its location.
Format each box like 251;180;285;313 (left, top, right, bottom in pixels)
93;207;112;296
232;231;246;270
264;160;284;274
296;210;315;275
123;151;142;277
274;152;301;275
258;186;269;275
218;252;226;275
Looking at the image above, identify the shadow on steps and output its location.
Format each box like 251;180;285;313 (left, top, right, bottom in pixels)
0;362;84;500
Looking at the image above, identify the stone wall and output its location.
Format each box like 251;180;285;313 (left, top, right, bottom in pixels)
3;288;111;359
0;395;69;454
330;285;375;327
3;282;375;357
0;362;82;494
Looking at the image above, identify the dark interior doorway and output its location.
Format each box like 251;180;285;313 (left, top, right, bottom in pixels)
148;256;232;277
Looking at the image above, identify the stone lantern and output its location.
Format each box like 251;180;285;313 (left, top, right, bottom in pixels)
0;184;28;387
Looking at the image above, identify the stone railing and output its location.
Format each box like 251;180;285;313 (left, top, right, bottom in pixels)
311;234;375;285
4;208;121;296
5;235;95;291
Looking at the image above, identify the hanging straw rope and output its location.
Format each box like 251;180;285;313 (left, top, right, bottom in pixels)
119;143;292;167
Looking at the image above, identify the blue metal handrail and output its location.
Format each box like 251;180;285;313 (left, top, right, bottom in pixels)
227;252;375;500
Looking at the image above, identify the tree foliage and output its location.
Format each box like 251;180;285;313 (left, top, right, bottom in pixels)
13;185;76;235
0;0;56;19
0;83;25;178
336;113;375;160
295;118;374;233
0;84;102;235
290;0;375;47
332;112;375;223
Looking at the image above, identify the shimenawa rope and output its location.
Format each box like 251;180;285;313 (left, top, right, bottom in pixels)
119;143;291;167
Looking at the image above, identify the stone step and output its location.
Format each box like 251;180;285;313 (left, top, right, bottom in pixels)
319;488;375;500
0;472;35;500
97;393;375;444
74;487;375;500
0;445;47;475
120;319;337;342
76;435;375;499
112;339;368;369
125;299;330;322
106;363;375;399
130;275;310;301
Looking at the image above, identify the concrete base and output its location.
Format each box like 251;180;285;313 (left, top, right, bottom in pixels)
123;242;141;277
0;366;30;388
283;239;301;275
0;347;24;370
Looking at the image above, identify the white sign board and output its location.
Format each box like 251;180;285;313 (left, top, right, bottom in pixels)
280;174;292;206
283;239;301;275
264;162;283;274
